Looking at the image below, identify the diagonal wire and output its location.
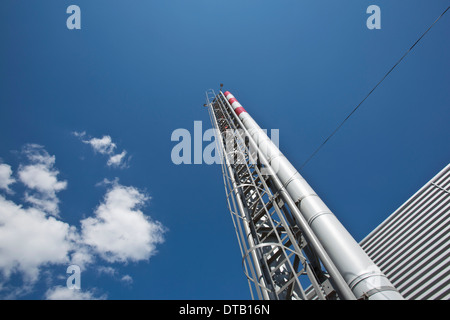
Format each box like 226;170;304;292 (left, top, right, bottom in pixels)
300;6;450;171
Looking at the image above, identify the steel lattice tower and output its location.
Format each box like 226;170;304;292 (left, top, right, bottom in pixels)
205;89;404;300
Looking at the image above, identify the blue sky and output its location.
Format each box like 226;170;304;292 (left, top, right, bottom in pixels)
0;1;449;300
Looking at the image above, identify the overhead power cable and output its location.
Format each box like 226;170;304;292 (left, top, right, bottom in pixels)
300;6;450;170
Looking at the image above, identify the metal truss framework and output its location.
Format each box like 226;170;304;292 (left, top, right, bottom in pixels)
205;90;347;300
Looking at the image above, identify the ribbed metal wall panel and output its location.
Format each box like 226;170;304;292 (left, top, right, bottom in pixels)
360;164;450;300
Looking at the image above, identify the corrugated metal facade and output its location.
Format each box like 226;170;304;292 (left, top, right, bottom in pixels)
360;164;450;300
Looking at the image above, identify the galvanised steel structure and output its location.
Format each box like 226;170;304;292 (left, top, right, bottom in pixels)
360;164;450;300
205;89;403;300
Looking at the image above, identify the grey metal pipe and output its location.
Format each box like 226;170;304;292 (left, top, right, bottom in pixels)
222;90;403;300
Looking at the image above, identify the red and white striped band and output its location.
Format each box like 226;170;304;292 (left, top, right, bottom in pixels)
223;91;247;116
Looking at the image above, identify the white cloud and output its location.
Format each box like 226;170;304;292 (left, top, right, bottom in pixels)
0;164;15;193
0;144;165;299
96;266;117;276
121;274;133;285
72;131;86;138
80;183;165;263
107;150;128;168
18;163;66;193
0;283;35;300
69;246;94;270
74;132;129;169
82;135;117;155
95;177;119;187
0;147;75;289
95;266;133;286
18;144;67;216
45;286;106;300
0;195;75;283
0;180;165;296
